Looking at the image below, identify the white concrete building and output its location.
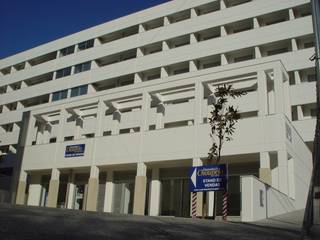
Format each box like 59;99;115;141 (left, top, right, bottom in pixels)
0;0;316;221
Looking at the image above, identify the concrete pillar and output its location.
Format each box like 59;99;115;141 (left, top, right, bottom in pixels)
66;174;75;209
104;170;114;213
190;33;198;44
192;158;203;217
194;81;204;125
111;110;121;135
259;152;272;185
255;46;262;59
95;100;107;137
297;105;304;120
189;60;198;72
288;156;295;198
47;169;60;208
161;67;168;78
136;48;144;58
162;41;170;51
207;191;215;217
86;166;99;211
257;71;268;116
156;103;165;129
141;92;151;131
149;168;161;216
274;67;285;114
291;39;298;51
289;8;295;20
133;162;147;215
278;150;289;195
191;8;198;18
16;171;27;205
139;24;145;33
220;26;227;36
253;17;260;28
164;16;170;26
220;0;226;9
221;54;228;65
134;73;142;83
27;174;42;206
294;71;301;84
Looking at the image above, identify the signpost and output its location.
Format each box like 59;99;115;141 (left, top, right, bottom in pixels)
189;164;228;219
65;144;85;158
189;164;227;192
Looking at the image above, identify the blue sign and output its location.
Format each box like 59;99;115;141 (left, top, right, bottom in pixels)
189;164;227;192
65;144;85;158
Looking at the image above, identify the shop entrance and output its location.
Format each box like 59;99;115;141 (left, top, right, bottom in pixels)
160;167;190;217
112;171;135;214
72;173;89;210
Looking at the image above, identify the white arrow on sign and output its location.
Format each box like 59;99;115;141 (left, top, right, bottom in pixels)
191;168;197;187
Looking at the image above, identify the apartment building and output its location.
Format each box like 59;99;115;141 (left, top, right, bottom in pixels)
0;0;316;221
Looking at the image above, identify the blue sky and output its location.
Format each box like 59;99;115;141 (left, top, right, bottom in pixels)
0;0;169;59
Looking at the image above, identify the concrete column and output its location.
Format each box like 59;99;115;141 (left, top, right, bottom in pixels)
288;157;295;198
104;170;114;213
289;8;295;20
253;17;260;28
149;168;161;216
207;191;215;217
221;54;228;65
194;81;204;125
27;174;42;206
259;152;272;185
257;71;268;116
134;73;142;83
162;41;170;51
161;67;168;78
86;166;99;211
220;26;227;36
94;38;102;47
16;171;27;205
137;47;144;58
111;110;121;135
164;16;170;26
47;169;60;208
291;39;298;51
156;103;165;129
191;8;198;18
278;150;289;195
255;46;262;59
274;67;285;114
66;174;75;209
283;77;291;120
133;162;147;215
95;100;107;137
294;71;301;84
190;33;198;44
139;24;145;33
220;0;226;9
297;105;304;120
141;92;151;131
189;60;198;72
191;158;203;217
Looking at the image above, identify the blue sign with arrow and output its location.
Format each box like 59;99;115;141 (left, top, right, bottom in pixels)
189;164;227;192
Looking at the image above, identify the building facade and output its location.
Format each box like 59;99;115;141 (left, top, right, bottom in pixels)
0;0;316;221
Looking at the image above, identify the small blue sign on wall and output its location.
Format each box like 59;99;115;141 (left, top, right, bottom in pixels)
189;164;227;192
65;144;85;158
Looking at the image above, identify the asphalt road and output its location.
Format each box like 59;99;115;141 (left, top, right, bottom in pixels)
0;204;305;240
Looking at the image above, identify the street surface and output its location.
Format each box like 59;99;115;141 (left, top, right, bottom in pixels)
0;204;317;240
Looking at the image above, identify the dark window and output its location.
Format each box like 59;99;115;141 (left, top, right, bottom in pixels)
71;85;88;98
60;46;75;57
267;48;288;56
56;67;71;79
52;90;68;102
74;62;91;74
49;137;57;143
78;39;94;51
64;136;74;141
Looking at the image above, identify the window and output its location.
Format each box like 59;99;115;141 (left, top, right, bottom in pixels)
64;136;74;141
60;46;75;57
56;67;72;79
49;137;57;143
74;61;91;74
78;39;94;51
52;90;68;102
71;85;88;98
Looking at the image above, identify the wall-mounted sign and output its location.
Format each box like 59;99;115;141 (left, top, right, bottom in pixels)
189;164;227;192
65;144;85;158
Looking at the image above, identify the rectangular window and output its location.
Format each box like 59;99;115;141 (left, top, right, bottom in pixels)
52;90;68;102
64;136;74;141
60;46;75;57
71;85;88;98
56;67;72;79
49;137;57;143
78;39;94;51
74;61;91;74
